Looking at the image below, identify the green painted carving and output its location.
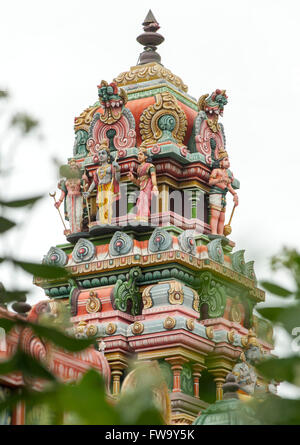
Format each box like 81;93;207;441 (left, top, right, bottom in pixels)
73;129;88;157
231;250;246;274
158;114;176;143
207;238;224;264
245;261;257;284
158;361;173;391
197;272;227;318
113;267;142;316
181;364;194;396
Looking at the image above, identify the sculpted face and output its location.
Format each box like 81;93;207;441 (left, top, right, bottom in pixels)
98;149;108;164
138;151;147;163
245;345;261;365
221;156;230;169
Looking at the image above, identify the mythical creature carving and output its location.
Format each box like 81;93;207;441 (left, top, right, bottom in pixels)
86;81;136;154
139;92;187;146
97;80;128;125
112;267;142;316
192;89;228;164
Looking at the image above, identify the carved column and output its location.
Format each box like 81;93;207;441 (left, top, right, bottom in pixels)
192;364;205;399
106;352;128;398
160;184;169;213
165;356;188;393
207;356;233;402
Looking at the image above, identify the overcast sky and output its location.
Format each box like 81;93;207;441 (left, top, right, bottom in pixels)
1;0;300;398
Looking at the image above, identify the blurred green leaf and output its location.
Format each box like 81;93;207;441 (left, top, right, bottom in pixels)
0;89;9;99
17;349;57;381
57;369;119;425
257;303;300;333
253;394;300;425
256;357;300;386
10;113;39;134
11;259;69;279
0;195;44;208
0;352;19;375
0;217;16;233
0;318;17;332
0;289;27;304
261;281;293;297
28;322;94;352
0;348;55;382
117;389;163;425
59;165;81;180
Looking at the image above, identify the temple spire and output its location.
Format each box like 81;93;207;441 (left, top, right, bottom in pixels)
136;10;165;65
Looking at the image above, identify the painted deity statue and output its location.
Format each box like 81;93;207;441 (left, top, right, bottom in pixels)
232;330;265;396
55;159;87;234
127;147;158;222
84;140;120;225
208;148;238;235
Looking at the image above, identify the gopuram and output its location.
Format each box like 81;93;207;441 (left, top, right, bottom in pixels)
0;11;275;425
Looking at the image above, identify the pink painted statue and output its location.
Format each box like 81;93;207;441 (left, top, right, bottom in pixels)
208;149;238;235
127;147;158;222
55;159;88;234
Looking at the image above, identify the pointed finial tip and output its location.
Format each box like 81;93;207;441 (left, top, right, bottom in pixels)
143;9;158;25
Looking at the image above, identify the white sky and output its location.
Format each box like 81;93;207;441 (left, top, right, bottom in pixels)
1;0;300;399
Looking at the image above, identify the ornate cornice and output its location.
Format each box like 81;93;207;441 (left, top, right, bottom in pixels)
114;62;188;93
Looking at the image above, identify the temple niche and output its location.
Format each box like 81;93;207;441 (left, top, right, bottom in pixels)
3;10;275;425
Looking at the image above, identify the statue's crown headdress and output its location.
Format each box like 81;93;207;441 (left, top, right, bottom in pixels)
99;139;110;153
218;148;228;161
245;329;259;349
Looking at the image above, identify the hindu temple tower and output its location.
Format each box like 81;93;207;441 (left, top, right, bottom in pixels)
32;10;275;424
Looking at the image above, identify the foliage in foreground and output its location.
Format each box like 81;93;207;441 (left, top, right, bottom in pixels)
252;248;300;424
0;89;162;425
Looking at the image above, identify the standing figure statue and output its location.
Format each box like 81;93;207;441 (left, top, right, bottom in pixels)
54;159;87;234
208;148;238;235
84;140;120;225
127;147;158;222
